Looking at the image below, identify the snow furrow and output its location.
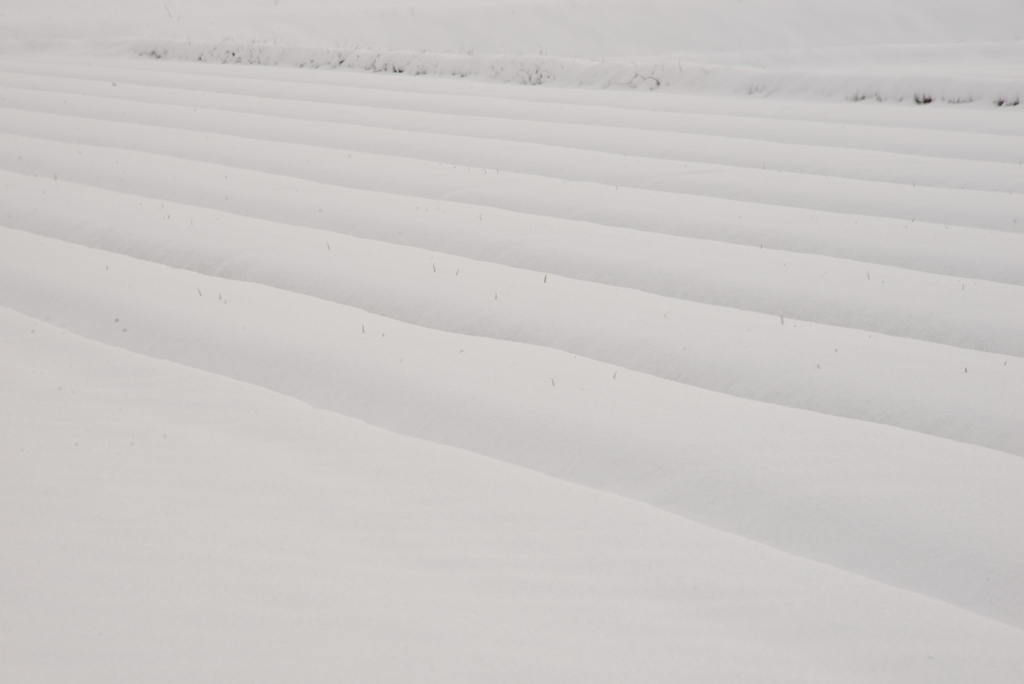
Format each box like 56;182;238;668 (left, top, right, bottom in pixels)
4;128;1023;358
2;225;1024;630
4;72;1023;197
3;58;1022;162
4;106;1021;286
4;170;1021;458
0;92;1020;258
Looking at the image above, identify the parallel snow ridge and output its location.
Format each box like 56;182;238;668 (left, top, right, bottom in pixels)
2;56;1024;631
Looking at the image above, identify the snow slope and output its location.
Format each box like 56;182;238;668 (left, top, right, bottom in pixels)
6;308;1024;683
2;1;1023;681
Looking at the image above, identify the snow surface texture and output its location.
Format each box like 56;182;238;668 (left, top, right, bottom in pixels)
2;1;1024;682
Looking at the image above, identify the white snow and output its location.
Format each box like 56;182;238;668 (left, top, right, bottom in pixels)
1;1;1023;681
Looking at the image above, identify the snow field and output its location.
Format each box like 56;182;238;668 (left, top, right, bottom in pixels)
2;16;1023;679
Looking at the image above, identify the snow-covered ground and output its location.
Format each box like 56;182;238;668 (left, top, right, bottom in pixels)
2;2;1023;681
